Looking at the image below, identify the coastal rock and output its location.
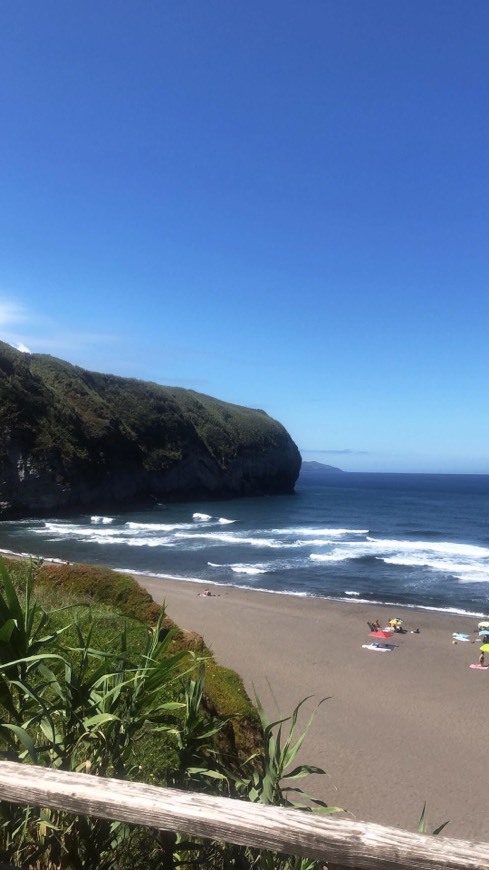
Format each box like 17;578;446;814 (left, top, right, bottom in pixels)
0;342;301;517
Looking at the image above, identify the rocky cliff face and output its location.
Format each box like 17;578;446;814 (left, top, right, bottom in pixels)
0;343;301;517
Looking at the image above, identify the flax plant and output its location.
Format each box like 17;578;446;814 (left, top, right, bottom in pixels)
232;694;341;812
0;560;342;870
0;561;198;867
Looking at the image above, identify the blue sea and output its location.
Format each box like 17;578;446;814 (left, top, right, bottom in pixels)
1;471;489;617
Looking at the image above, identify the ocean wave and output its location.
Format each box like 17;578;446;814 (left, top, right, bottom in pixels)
208;560;288;575
280;527;369;537
89;536;176;548
126;521;196;531
191;512;236;525
382;555;489;576
34;522;92;538
366;537;489;558
295;537;355;548
308;537;489;572
36;524;178;548
4;478;489;618
175;531;286;547
230;564;269;575
310;551;358;563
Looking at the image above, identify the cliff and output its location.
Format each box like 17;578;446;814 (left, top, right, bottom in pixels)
0;342;301;517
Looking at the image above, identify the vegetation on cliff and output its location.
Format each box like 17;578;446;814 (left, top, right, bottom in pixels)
0;341;301;515
0;558;336;868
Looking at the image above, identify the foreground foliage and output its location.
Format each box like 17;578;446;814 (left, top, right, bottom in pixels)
0;558;340;869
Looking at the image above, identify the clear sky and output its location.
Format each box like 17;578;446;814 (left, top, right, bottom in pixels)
1;1;488;473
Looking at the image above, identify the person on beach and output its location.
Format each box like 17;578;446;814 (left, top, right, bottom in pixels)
479;651;485;667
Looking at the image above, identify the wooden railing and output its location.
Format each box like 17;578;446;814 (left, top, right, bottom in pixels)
0;761;487;869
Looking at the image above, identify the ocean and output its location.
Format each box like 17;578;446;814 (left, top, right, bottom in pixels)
0;471;488;617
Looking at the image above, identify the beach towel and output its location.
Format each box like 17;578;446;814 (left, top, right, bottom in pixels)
362;643;396;652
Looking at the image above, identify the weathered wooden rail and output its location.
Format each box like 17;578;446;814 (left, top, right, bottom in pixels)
0;761;487;869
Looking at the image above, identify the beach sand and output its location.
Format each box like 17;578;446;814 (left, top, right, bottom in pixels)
135;574;489;843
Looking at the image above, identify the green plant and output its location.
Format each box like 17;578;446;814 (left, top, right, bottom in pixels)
235;694;341;812
417;802;449;836
0;563;198;867
173;663;233;791
216;694;343;870
0;560;340;870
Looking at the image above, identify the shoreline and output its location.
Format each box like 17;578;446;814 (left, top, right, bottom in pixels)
2;549;489;841
126;570;489;619
2;544;486;620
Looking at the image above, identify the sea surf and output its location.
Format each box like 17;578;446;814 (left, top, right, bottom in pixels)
0;471;488;616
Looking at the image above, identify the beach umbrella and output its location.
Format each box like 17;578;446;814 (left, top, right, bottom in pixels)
478;621;489;629
480;644;489;652
388;618;402;627
479;629;489;636
369;630;394;639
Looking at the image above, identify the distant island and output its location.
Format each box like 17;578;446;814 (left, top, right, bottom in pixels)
299;460;344;476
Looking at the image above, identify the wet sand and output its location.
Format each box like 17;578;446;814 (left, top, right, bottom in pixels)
135;573;489;843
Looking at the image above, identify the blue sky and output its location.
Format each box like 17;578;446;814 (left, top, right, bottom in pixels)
1;1;489;473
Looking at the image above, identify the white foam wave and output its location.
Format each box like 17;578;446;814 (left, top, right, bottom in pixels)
296;538;351;548
34;522;93;539
69;527;126;539
29;521;489;595
175;531;284;547
344;590;360;596
310;552;356;563
367;537;489;558
308;536;489;580
283;527;369;537
230;564;268;575
208;560;270;575
126;521;195;531
383;556;489;577
456;572;489;584
89;536;176;548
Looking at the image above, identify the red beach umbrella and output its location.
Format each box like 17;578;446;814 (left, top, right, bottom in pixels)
370;630;394;639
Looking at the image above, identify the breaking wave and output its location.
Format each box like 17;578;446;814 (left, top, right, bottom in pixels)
3;471;489;615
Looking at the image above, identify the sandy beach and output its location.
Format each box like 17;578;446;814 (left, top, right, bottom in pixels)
135;573;489;843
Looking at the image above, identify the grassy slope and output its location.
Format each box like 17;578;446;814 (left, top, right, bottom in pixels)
3;556;261;763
